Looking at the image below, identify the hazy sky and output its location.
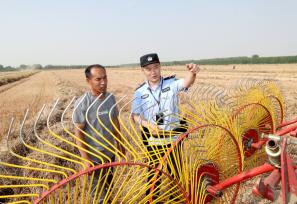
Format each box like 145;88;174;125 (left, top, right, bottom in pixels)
0;0;296;67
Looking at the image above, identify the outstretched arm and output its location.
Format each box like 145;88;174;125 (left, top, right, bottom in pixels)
183;63;200;88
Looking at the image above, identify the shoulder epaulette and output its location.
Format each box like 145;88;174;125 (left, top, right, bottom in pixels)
135;82;145;91
164;75;176;80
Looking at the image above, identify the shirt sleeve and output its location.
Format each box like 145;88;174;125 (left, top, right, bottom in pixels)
171;78;185;93
73;98;86;124
131;91;142;115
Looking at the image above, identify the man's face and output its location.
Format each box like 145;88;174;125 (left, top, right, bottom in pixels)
142;63;161;83
87;68;107;95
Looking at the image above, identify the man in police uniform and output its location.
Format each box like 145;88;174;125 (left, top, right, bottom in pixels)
131;53;199;200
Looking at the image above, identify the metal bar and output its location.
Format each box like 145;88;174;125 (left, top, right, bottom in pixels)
277;118;297;129
276;123;297;136
281;137;288;204
207;163;275;196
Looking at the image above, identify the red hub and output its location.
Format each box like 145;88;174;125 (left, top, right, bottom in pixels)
194;163;220;203
242;129;259;158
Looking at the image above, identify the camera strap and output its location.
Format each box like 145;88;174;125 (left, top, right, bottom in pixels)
148;78;163;111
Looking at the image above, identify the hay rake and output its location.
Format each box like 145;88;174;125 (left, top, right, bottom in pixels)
0;79;296;204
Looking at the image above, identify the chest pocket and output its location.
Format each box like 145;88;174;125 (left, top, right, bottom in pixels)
161;86;174;101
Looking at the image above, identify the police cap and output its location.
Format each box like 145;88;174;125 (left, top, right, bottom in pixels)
140;53;160;67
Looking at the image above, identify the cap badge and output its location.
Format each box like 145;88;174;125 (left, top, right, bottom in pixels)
147;56;153;61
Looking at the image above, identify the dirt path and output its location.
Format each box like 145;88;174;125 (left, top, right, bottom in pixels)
0;77;32;94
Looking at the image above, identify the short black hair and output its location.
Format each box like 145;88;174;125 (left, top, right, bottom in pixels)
85;64;106;78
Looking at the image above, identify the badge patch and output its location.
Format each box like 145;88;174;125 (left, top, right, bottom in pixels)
162;87;170;93
141;94;149;99
97;110;109;116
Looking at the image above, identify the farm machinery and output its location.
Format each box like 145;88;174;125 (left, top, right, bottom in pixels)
0;79;297;203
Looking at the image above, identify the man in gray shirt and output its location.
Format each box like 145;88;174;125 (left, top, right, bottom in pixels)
73;64;125;202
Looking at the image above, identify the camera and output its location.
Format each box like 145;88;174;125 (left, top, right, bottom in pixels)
155;112;164;125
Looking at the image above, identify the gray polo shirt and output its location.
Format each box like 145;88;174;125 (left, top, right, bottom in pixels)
73;91;118;162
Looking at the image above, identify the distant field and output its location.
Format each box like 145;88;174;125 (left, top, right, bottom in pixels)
0;70;38;86
0;64;297;146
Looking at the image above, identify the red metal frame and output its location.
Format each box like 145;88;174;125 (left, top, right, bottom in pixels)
153;124;243;204
206;120;297;204
33;162;189;204
195;163;220;203
33;117;297;204
242;129;260;157
277;118;297;129
207;163;275;196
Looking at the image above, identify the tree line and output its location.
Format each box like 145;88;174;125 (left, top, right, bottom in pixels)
1;55;297;71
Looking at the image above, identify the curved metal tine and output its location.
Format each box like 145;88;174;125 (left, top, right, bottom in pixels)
137;101;162;161
81;93;115;163
61;96;75;130
106;96;139;201
215;89;227;107
84;93;120;161
64;96;105;160
55;96;101;163
109;95;138;160
2;109;63;197
95;93;127;160
201;85;214;100
71;94;110;166
127;99;153;161
46;99;87;204
189;84;200;100
17;108;68;184
5;118;15;152
29;104;75;172
60;96;86;204
18;108;35;146
89;93;123;203
0;118;15;174
130;99;159;161
116;96;144;161
45;98;86;167
4;108;67;183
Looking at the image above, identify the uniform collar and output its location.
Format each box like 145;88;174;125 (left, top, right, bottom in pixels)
146;77;163;91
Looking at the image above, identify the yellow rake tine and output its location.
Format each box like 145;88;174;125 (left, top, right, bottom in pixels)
20;108;82;171
73;94;112;163
94;93;125;158
0;161;67;180
6;117;73;176
7;201;32;204
47;99;92;167
0;194;39;199
0;175;56;183
91;169;105;204
120;166;149;202
109;95;138;159
86;93;118;160
63;97;110;162
45;100;89;204
7;117;75;174
127;102;153;161
105;165;126;202
0;184;48;190
118;97;146;160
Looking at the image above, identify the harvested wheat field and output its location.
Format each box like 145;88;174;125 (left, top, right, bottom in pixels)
1;64;296;139
0;64;297;203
